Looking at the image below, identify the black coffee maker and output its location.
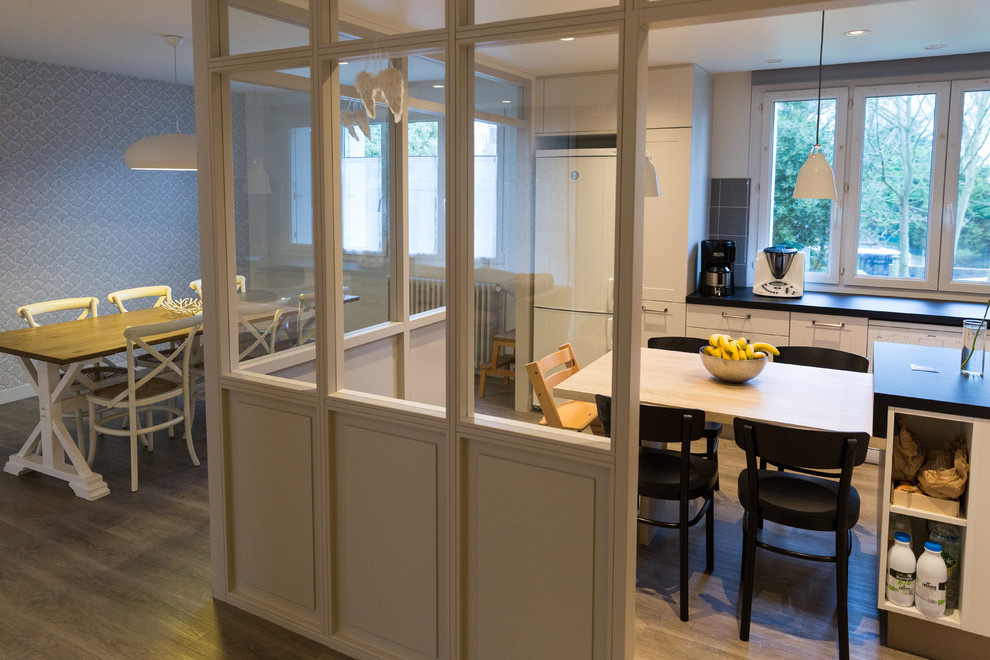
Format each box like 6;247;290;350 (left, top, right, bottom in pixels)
700;240;736;296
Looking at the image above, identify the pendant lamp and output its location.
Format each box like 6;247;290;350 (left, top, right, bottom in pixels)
124;35;197;171
793;12;836;199
644;151;661;198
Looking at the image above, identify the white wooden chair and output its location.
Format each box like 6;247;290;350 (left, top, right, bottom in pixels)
15;297;127;455
297;292;316;345
107;285;172;312
237;301;286;359
189;275;246;298
86;314;203;491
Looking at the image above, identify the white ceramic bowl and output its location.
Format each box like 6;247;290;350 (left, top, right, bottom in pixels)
698;347;768;384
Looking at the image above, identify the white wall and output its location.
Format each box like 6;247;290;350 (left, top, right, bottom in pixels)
710;72;753;179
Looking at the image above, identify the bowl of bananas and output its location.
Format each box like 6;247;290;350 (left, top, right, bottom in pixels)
698;334;779;384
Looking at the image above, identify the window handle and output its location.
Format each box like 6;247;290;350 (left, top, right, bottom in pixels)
812;320;845;329
721;312;751;320
944;203;954;228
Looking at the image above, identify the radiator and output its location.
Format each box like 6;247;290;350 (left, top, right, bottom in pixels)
408;277;507;369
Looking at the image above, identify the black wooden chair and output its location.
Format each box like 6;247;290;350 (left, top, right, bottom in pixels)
773;345;869;373
596;395;718;622
733;417;870;660
647;336;722;489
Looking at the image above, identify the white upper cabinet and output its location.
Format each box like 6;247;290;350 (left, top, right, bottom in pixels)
536;64;709;134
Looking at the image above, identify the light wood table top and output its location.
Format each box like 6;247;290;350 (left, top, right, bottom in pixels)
554;348;874;434
0;307;195;365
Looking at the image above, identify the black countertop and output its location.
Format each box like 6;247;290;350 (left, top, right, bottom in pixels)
872;342;990;436
686;289;987;327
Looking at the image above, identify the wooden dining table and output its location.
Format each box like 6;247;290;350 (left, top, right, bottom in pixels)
0;307;197;500
554;348;875;434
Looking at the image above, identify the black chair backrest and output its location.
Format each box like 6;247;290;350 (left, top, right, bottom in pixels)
647;336;709;353
595;394;706;446
773;345;869;373
733;417;870;473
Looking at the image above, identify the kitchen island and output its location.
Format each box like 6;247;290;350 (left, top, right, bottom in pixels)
872;342;990;658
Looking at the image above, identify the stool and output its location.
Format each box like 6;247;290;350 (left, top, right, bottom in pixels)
479;329;515;398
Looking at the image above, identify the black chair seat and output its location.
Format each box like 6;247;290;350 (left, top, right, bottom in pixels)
641;450;719;500
737;469;861;532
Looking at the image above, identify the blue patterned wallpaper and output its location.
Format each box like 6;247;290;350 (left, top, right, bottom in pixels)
0;56;200;396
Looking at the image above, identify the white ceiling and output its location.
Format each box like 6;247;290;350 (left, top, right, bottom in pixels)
0;0;988;84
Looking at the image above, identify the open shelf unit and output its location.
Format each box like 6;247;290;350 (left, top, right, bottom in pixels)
877;408;988;633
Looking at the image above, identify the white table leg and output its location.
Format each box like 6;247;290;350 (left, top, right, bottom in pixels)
3;358;110;500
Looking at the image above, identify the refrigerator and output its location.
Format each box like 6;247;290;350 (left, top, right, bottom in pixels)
532;149;616;372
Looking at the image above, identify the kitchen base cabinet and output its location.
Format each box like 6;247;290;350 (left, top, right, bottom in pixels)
685;304;789;347
640;301;686;346
878;408;990;654
788;312;868;357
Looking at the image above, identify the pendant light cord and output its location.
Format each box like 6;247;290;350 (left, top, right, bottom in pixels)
815;10;824;146
172;42;180;132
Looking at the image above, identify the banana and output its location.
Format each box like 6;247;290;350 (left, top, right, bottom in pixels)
738;337;748;349
703;346;718;357
746;344;755;360
750;342;780;356
709;333;723;347
753;351;767;359
717;335;732;355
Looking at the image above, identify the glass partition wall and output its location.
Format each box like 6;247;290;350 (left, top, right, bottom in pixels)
473;34;620;432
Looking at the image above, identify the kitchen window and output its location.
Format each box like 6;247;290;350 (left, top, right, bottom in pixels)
755;77;990;295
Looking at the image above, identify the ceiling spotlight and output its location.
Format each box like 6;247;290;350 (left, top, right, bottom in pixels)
924;43;948;50
560;37;575;42
432;84;444;89
501;100;512;104
340;61;349;65
763;58;784;64
845;29;870;37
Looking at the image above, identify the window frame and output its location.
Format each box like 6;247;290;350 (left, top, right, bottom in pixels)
842;81;951;292
754;86;849;285
938;77;990;295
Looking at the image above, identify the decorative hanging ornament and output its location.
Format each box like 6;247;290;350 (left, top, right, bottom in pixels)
355;68;407;123
341;107;371;141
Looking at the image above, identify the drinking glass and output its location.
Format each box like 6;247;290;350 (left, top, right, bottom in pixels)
961;319;987;377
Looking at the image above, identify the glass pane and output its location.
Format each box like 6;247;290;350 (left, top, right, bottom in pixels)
336;0;444;38
857;93;937;279
339;52;447;409
226;1;310;56
768;98;836;274
951;89;990;284
228;67;315;385
473;35;618;437
475;0;619;25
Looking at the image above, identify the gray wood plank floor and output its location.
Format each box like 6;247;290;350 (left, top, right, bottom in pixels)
0;397;348;659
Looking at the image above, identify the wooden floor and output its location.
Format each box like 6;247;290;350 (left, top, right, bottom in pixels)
1;388;923;659
0;397;348;659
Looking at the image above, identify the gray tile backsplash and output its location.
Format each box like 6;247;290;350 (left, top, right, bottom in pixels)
708;178;751;273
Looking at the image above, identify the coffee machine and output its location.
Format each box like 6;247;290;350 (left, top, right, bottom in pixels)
753;246;805;297
700;240;736;296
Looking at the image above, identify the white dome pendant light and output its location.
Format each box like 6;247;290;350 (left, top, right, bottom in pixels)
124;35;197;171
793;12;836;200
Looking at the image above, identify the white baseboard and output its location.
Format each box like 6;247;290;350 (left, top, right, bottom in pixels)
0;384;34;405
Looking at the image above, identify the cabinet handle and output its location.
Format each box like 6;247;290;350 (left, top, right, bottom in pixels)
812;320;846;329
642;306;669;314
721;312;751;320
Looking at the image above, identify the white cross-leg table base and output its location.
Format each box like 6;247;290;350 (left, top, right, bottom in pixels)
3;358;110;500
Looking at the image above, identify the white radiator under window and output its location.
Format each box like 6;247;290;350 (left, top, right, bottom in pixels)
408;277;508;369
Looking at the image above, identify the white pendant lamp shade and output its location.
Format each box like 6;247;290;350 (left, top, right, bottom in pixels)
125;35;197;171
794;144;837;199
124;133;197;171
793;12;836;200
644;152;661;198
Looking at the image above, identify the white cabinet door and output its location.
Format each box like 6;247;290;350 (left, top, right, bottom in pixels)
643;128;694;303
686;304;790;337
540;73;618;134
533;152;615;313
640;301;686;346
866;320;964;364
789;312;869;356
